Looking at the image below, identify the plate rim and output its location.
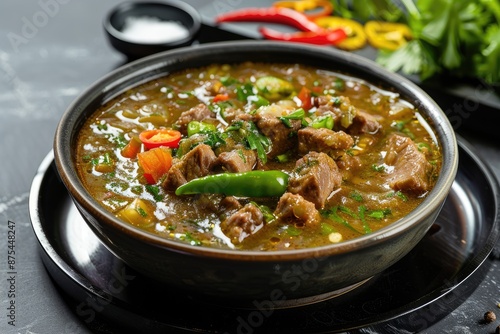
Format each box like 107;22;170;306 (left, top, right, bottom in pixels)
28;136;500;332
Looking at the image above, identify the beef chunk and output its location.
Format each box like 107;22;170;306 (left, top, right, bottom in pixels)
288;152;341;209
162;144;216;190
174;103;215;135
219;196;243;212
274;192;320;226
214;148;257;173
384;134;433;194
297;127;354;157
220;203;265;244
220;107;251;124
349;110;381;134
255;112;301;158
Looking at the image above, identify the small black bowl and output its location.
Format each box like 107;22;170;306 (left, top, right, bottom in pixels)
104;1;201;59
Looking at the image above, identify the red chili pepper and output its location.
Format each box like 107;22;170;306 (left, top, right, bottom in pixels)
297;86;313;110
139;129;182;150
213;93;230;102
215;7;324;33
259;26;347;45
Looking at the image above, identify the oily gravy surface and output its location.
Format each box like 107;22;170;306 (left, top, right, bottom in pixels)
76;62;442;251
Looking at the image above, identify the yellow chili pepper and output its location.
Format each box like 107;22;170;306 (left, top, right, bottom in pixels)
273;0;333;19
364;21;412;51
313;16;367;50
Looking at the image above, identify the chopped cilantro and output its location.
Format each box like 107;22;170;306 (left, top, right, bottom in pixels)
136;207;147;217
146;185;164;201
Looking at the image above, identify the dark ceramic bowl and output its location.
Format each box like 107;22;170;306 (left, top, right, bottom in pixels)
104;0;201;59
53;41;458;305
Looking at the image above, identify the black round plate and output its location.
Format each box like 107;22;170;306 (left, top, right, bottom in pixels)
29;137;500;333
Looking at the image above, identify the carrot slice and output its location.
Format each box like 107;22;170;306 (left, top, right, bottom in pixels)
137;147;172;184
213;93;230;102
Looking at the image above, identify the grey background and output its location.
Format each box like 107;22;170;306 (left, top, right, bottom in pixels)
1;1;500;333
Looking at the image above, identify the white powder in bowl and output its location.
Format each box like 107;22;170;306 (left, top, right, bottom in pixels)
120;16;190;44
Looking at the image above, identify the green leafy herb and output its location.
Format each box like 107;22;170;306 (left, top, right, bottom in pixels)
209;100;234;120
226;121;270;164
320;222;336;235
203;132;227;149
367;208;392;219
236;82;255;102
350;191;364;202
396;191;409;202
338;205;357;218
286;225;302;236
131;185;143;195
320;206;361;234
136;207;147;217
251;202;275;223
278;108;305;128
358;205;372;234
183;233;202;246
146;185;164;202
334;78;346;91
220;76;238;86
276;152;290;163
338;0;500;84
371;164;386;172
247;95;270;107
330;0;404;22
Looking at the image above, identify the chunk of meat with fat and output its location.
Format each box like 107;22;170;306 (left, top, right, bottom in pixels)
214;148;257;173
162;144;216;191
255;112;301;158
384;134;433;194
298;127;354;158
220;203;265;244
274;192;320;226
219;196;242;213
349;110;381;134
288;151;342;209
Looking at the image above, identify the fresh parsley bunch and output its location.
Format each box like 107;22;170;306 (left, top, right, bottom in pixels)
332;0;500;85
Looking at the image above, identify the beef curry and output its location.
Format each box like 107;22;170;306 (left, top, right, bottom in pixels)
76;62;442;251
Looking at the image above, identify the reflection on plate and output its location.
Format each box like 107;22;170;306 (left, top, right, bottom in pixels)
29;137;500;333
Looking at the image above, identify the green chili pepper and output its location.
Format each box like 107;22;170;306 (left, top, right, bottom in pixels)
236;82;255;102
247;95;270;107
310;115;334;130
175;170;289;197
187;121;217;137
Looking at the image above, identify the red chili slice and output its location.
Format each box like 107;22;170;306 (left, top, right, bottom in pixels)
297;86;313;110
139;129;182;150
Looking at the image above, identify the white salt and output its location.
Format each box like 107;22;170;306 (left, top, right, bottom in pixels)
120;16;190;44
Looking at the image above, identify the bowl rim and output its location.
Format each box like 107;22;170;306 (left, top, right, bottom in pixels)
103;0;202;47
53;40;459;262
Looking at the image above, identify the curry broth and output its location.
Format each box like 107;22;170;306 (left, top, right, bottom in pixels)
76;62;442;251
